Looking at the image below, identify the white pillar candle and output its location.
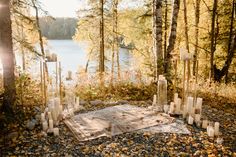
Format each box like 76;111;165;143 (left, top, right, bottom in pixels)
214;122;220;136
48;99;55;107
187;97;194;115
182;104;188;118
169;102;175;113
42;121;48;131
195;114;201;122
45;107;48;113
49;119;53;130
188;116;194;125
207;126;214;137
51;107;57;121
152;95;157;106
202;120;208;129
176;98;181;113
174;93;178;104
164;105;169;114
48;112;52;120
53;128;59;136
58;105;63;115
41;113;45;123
196;97;203;114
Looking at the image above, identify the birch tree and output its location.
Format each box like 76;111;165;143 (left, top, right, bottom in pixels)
153;0;163;78
165;0;180;75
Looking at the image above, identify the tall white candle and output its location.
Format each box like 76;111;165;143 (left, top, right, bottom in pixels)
152;95;157;106
176;98;181;113
164;105;169;114
202;120;208;129
214;122;220;136
169;102;175;113
196;97;203;114
49;104;57;122
53;128;59;136
48;112;52;120
187;97;194;115
41;113;45;123
188;116;194;125
195;114;201;122
183;104;188;118
49;119;53;130
207;126;214;137
174;93;178;104
42;121;48;131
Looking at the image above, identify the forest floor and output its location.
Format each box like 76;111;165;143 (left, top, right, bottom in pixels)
0;91;236;156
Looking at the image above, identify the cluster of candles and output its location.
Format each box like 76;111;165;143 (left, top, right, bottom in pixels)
152;92;221;138
41;97;63;136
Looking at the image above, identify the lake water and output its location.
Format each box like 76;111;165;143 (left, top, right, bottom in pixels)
45;40;132;75
16;40;133;77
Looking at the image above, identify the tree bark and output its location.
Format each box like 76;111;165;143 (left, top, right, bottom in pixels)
213;1;235;82
193;0;200;76
111;0;119;84
164;0;168;63
210;0;218;80
99;0;105;73
153;0;163;78
165;0;180;75
225;0;235;83
0;0;16;114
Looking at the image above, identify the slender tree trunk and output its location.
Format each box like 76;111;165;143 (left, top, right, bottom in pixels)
111;0;118;84
210;0;218;80
225;0;235;83
99;0;105;73
32;0;48;104
183;0;191;96
193;0;200;76
164;0;168;63
153;0;163;79
165;0;180;75
183;0;190;54
32;0;45;58
0;0;16;114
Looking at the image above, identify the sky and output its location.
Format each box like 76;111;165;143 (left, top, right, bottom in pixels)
38;0;85;17
38;0;144;18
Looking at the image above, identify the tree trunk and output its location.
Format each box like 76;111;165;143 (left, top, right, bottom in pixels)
153;0;163;78
214;34;236;81
111;0;118;84
183;0;190;54
164;0;168;63
213;1;235;82
210;0;218;80
165;0;180;76
99;0;105;73
0;0;16;114
225;0;235;83
193;0;200;76
32;0;45;58
183;0;191;96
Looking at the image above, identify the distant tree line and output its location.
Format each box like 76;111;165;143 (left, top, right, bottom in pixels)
39;17;77;39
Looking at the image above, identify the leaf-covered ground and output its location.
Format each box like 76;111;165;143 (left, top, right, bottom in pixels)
0;93;235;156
